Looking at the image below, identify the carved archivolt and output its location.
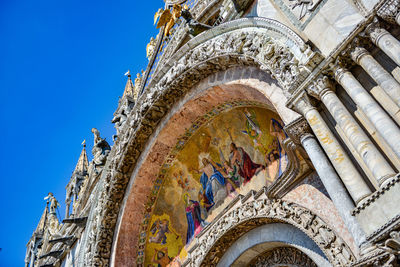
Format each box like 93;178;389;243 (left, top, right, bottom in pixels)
185;197;355;267
80;18;320;266
249;247;317;267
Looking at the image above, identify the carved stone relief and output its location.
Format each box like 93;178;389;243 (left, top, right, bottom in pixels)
248;247;317;267
185;195;355;266
80;19;318;266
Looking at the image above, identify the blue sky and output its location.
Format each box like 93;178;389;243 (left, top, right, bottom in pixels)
0;0;162;265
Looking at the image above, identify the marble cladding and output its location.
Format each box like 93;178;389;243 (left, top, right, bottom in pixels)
283;172;359;255
304;0;364;56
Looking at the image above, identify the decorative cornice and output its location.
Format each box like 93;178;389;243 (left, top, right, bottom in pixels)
352;174;400;215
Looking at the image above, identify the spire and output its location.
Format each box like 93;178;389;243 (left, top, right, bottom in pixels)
34;206;48;235
73;140;89;176
122;70;135;98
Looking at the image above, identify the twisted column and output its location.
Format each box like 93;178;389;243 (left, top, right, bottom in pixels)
351;46;400;108
288;92;372;204
308;76;396;186
333;65;400;160
285;117;367;246
365;18;400;66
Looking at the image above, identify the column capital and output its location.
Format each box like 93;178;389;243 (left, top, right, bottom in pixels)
350;46;369;64
307;75;335;100
284;117;314;145
377;0;400;25
330;60;349;83
365;17;390;45
287;90;316;116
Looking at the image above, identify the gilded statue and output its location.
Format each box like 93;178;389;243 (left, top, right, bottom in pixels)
146;36;156;60
154;4;186;36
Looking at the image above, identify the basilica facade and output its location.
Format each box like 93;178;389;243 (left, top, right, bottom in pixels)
26;0;400;266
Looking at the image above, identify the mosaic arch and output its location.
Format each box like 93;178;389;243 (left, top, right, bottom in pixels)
137;101;290;266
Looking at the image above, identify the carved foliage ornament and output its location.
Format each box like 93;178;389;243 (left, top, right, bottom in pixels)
187;199;355;266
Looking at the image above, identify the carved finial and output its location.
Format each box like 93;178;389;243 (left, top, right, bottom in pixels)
82;139;86;148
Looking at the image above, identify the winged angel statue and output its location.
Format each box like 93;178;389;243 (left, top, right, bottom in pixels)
154;4;187;36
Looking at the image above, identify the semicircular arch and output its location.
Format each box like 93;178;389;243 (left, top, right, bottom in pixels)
79;17;319;266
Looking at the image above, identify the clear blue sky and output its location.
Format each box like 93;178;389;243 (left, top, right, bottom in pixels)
0;0;162;265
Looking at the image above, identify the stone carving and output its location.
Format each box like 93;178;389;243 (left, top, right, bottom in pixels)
249;247;317;267
81;19;317;266
365;18;390;45
44;192;60;215
146;37;157;60
288;0;320;20
91;128;111;167
377;231;400;266
181;9;212;37
377;0;400;25
284;116;313;145
186;197;355;266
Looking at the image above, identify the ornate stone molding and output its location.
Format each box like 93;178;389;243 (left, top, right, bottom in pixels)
377;0;400;25
267;137;313;199
352;174;400;216
284;116;313;145
307;75;335;100
79;18;318;266
184;194;355;266
350;46;369;65
365;17;391;45
249;247;317;267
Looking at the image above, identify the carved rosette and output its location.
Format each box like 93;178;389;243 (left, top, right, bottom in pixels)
284;117;313;145
185;197;355;267
377;0;400;25
249;247;317;267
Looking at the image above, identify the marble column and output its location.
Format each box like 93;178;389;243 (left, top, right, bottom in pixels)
288;92;372;204
65;199;71;218
351;46;400;108
285;117;367;247
308;76;396;185
334;65;400;160
377;0;400;26
366;19;400;66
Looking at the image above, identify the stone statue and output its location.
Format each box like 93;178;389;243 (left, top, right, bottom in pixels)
134;72;142;100
91;128;111;167
146;37;156;60
44;192;59;215
181;9;211;37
